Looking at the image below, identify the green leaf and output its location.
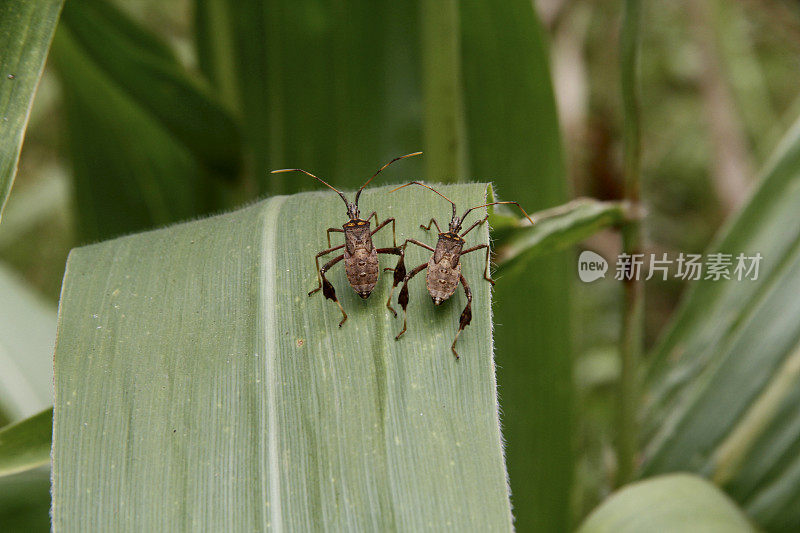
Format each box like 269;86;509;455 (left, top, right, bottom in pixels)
0;0;64;222
59;0;242;177
419;0;467;180
643;113;800;530
460;1;573;529
0;409;51;530
493;199;631;271
193;0;239;111
0;263;56;420
52;184;512;530
0;409;52;478
194;0;424;195
577;474;755;533
0;468;51;532
50;0;241;241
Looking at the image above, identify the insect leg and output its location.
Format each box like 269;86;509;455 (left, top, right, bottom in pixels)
460;215;488;238
404;238;435;252
377;244;406;317
460;244;495;285
370;216;398;247
364;211;379;227
309;244;345;295
316;253;348;327
326;227;344;248
395;262;428;340
451;275;473;360
420;218;441;232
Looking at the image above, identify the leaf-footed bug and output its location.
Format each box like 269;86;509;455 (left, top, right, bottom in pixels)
271;153;421;327
390;182;534;359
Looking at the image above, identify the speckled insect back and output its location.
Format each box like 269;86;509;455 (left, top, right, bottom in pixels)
342;220;380;298
426;234;463;304
271;152;421;326
390;181;535;359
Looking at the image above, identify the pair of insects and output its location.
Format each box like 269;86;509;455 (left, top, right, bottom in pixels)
272;153;533;359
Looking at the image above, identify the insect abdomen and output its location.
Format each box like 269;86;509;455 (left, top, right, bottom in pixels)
426;257;461;304
345;247;379;298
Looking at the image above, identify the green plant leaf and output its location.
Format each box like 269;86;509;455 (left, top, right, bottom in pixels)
0;409;52;478
0;467;51;532
460;1;574;529
52;183;512;530
193;0;424;195
419;0;467;181
493;199;631;271
50;0;241;242
0;0;64;222
577;474;755;533
0;263;56;420
643;113;800;530
59;0;241;177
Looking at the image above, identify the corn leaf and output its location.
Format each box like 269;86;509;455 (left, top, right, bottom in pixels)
578;474;755;533
460;1;574;529
493;199;631;271
643;113;800;530
194;0;423;196
52;183;512;530
0;467;51;532
0;0;63;222
59;0;241;177
49;0;241;242
0;409;51;478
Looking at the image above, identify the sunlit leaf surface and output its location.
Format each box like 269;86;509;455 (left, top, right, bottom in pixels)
52;184;511;530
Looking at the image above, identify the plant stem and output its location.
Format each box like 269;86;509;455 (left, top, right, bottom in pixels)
616;0;644;487
420;0;468;181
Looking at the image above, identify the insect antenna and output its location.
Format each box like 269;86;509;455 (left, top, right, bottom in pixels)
354;151;422;207
390;181;457;221
460;201;535;229
270;167;350;208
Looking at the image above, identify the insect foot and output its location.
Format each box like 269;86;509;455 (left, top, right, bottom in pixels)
389;181;534;359
271;152;420;326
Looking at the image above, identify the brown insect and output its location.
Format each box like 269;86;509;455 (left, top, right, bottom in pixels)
391;182;534;359
271;152;421;327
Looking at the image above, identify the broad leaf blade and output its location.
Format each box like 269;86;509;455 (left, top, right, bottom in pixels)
578;474;755;533
0;0;64;222
643;114;800;530
52;184;511;530
0;409;52;478
460;1;573;529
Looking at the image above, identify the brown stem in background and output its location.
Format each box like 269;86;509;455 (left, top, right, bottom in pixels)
616;0;644;487
690;0;752;213
737;0;800;48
